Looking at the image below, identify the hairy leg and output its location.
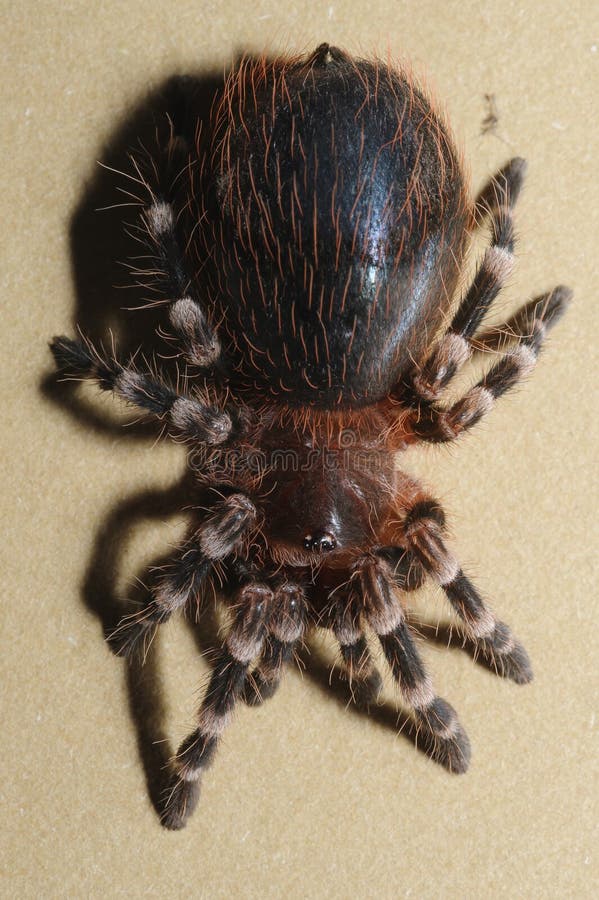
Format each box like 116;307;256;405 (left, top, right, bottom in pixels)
121;124;222;368
395;499;532;683
242;580;308;706
404;294;566;443
401;157;569;426
108;493;256;656
161;580;272;830
407;157;527;405
50;334;231;444
471;285;571;353
356;558;471;772
330;586;382;707
376;545;427;593
143;196;222;367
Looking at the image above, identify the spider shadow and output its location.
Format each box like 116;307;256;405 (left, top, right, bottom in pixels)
413;620;521;680
41;65;226;437
296;626;478;767
80;472;226;814
40;68;228;815
297;638;424;746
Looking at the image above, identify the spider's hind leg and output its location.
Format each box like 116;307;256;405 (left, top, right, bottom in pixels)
405;157;527;405
141;194;221;369
404;283;570;445
124;126;221;370
401;155;570;428
471;285;571;354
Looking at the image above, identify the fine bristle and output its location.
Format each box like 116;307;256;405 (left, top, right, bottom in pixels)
50;335;95;375
160;776;200;831
420;721;472;774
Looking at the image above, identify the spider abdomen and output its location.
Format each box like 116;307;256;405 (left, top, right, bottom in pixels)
199;45;471;407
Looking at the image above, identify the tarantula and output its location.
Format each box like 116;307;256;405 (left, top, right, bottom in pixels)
51;44;569;829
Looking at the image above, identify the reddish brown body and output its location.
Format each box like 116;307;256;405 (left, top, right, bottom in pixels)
185;44;472;563
194;45;471;407
51;43;569;829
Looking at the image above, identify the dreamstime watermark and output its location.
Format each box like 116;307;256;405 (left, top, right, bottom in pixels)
188;428;390;476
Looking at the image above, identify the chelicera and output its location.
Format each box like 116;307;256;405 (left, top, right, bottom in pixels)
51;44;570;829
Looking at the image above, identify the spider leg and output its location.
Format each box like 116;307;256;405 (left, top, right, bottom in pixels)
406;157;527;405
242;636;294;705
355;557;470;772
330;587;382;707
471;285;571;353
404;289;568;443
123;125;222;369
142;196;222;368
50;334;231;444
161;579;272;830
242;580;307;706
376;545;427;593
396;499;533;684
107;493;257;657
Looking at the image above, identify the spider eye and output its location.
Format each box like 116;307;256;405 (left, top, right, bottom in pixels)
303;531;337;553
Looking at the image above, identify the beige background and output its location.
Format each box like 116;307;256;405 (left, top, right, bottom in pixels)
2;1;597;897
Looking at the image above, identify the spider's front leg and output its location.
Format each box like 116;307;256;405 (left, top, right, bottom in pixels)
107;494;257;657
161;578;273;830
348;557;471;772
241;579;308;706
330;586;383;708
384;498;533;684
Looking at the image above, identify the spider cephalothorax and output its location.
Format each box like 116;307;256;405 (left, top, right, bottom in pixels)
51;43;570;829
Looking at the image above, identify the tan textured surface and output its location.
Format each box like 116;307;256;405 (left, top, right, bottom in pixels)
2;1;597;897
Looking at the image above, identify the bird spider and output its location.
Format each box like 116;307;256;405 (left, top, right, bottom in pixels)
51;44;570;829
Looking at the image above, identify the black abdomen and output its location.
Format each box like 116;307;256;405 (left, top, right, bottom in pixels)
197;45;470;407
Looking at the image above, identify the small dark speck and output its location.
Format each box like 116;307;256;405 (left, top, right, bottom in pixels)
481;93;499;136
